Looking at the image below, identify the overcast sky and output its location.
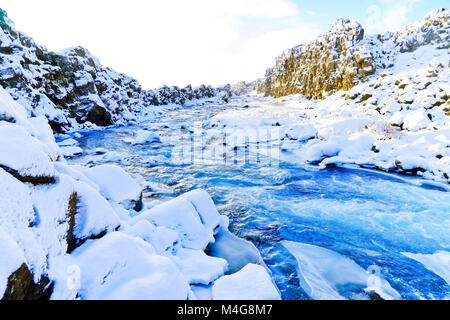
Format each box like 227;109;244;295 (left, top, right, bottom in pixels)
1;0;447;89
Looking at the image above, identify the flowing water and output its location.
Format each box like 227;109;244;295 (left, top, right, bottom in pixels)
67;102;450;300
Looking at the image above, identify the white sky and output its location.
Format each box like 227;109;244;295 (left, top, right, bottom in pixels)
1;0;440;89
1;0;321;89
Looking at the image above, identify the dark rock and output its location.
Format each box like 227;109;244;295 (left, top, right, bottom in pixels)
2;264;54;300
66;192;78;254
0;165;55;185
86;105;112;126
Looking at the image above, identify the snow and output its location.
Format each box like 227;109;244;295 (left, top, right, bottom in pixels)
402;251;450;285
1;7;448;301
82;165;142;210
282;241;401;300
71;232;190;300
132;129;161;145
172;248;228;285
28;116;61;161
212;264;281;300
190;285;213;300
132;196;212;250
73;180;120;241
285;124;316;141
207;216;267;274
403;109;432;131
179;189;221;238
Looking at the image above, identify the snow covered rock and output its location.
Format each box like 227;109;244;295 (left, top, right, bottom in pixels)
132;129;161;145
285;124;316;141
71;180;121;248
71;232;190;300
172;248;228;285
132;195;213;250
403;109;432;131
212;264;281;300
0;9;238;132
0;124;56;184
258;19;375;99
83;164;143;211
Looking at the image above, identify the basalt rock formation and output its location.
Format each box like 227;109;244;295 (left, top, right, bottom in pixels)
257;8;449;100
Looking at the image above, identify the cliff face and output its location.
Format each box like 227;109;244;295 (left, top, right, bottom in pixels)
0;9;233;132
257;8;449;100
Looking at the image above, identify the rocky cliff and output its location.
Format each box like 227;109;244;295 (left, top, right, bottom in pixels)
0;9;234;133
257;8;449;100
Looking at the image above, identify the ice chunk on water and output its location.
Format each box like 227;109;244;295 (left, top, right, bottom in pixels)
402;251;450;285
212;263;281;300
282;241;401;300
207;216;267;274
83;164;142;210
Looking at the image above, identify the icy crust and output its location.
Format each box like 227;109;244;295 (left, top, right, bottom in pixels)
0;9;237;132
0;86;278;300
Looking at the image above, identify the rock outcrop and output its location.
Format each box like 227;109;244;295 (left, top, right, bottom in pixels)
0;9;235;132
257;8;449;100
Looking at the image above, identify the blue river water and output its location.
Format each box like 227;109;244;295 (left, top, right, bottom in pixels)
67;103;450;300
